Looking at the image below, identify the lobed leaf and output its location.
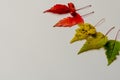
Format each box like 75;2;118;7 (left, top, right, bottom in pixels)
104;40;120;65
70;23;96;43
78;32;108;54
54;13;84;27
43;2;76;14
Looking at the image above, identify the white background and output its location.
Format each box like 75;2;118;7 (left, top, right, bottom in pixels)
0;0;120;80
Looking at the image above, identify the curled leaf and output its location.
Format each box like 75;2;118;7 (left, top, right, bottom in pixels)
78;32;108;54
70;23;96;43
104;40;120;65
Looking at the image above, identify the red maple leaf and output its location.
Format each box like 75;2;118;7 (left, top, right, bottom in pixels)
53;12;84;27
43;2;76;14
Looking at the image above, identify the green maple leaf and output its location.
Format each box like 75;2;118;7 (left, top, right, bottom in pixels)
104;40;120;65
70;23;96;43
78;32;108;54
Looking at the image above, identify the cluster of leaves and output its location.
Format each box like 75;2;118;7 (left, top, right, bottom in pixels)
43;2;120;66
44;2;85;27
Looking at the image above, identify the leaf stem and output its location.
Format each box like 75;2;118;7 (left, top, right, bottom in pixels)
94;18;105;27
105;27;115;36
115;29;120;40
81;11;94;17
76;5;92;11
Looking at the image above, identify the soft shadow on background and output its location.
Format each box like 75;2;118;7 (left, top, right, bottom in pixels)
0;0;120;80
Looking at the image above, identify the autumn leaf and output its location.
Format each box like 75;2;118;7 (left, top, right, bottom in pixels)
104;40;120;65
53;12;84;27
43;2;92;15
70;23;96;43
43;2;75;14
78;32;108;54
